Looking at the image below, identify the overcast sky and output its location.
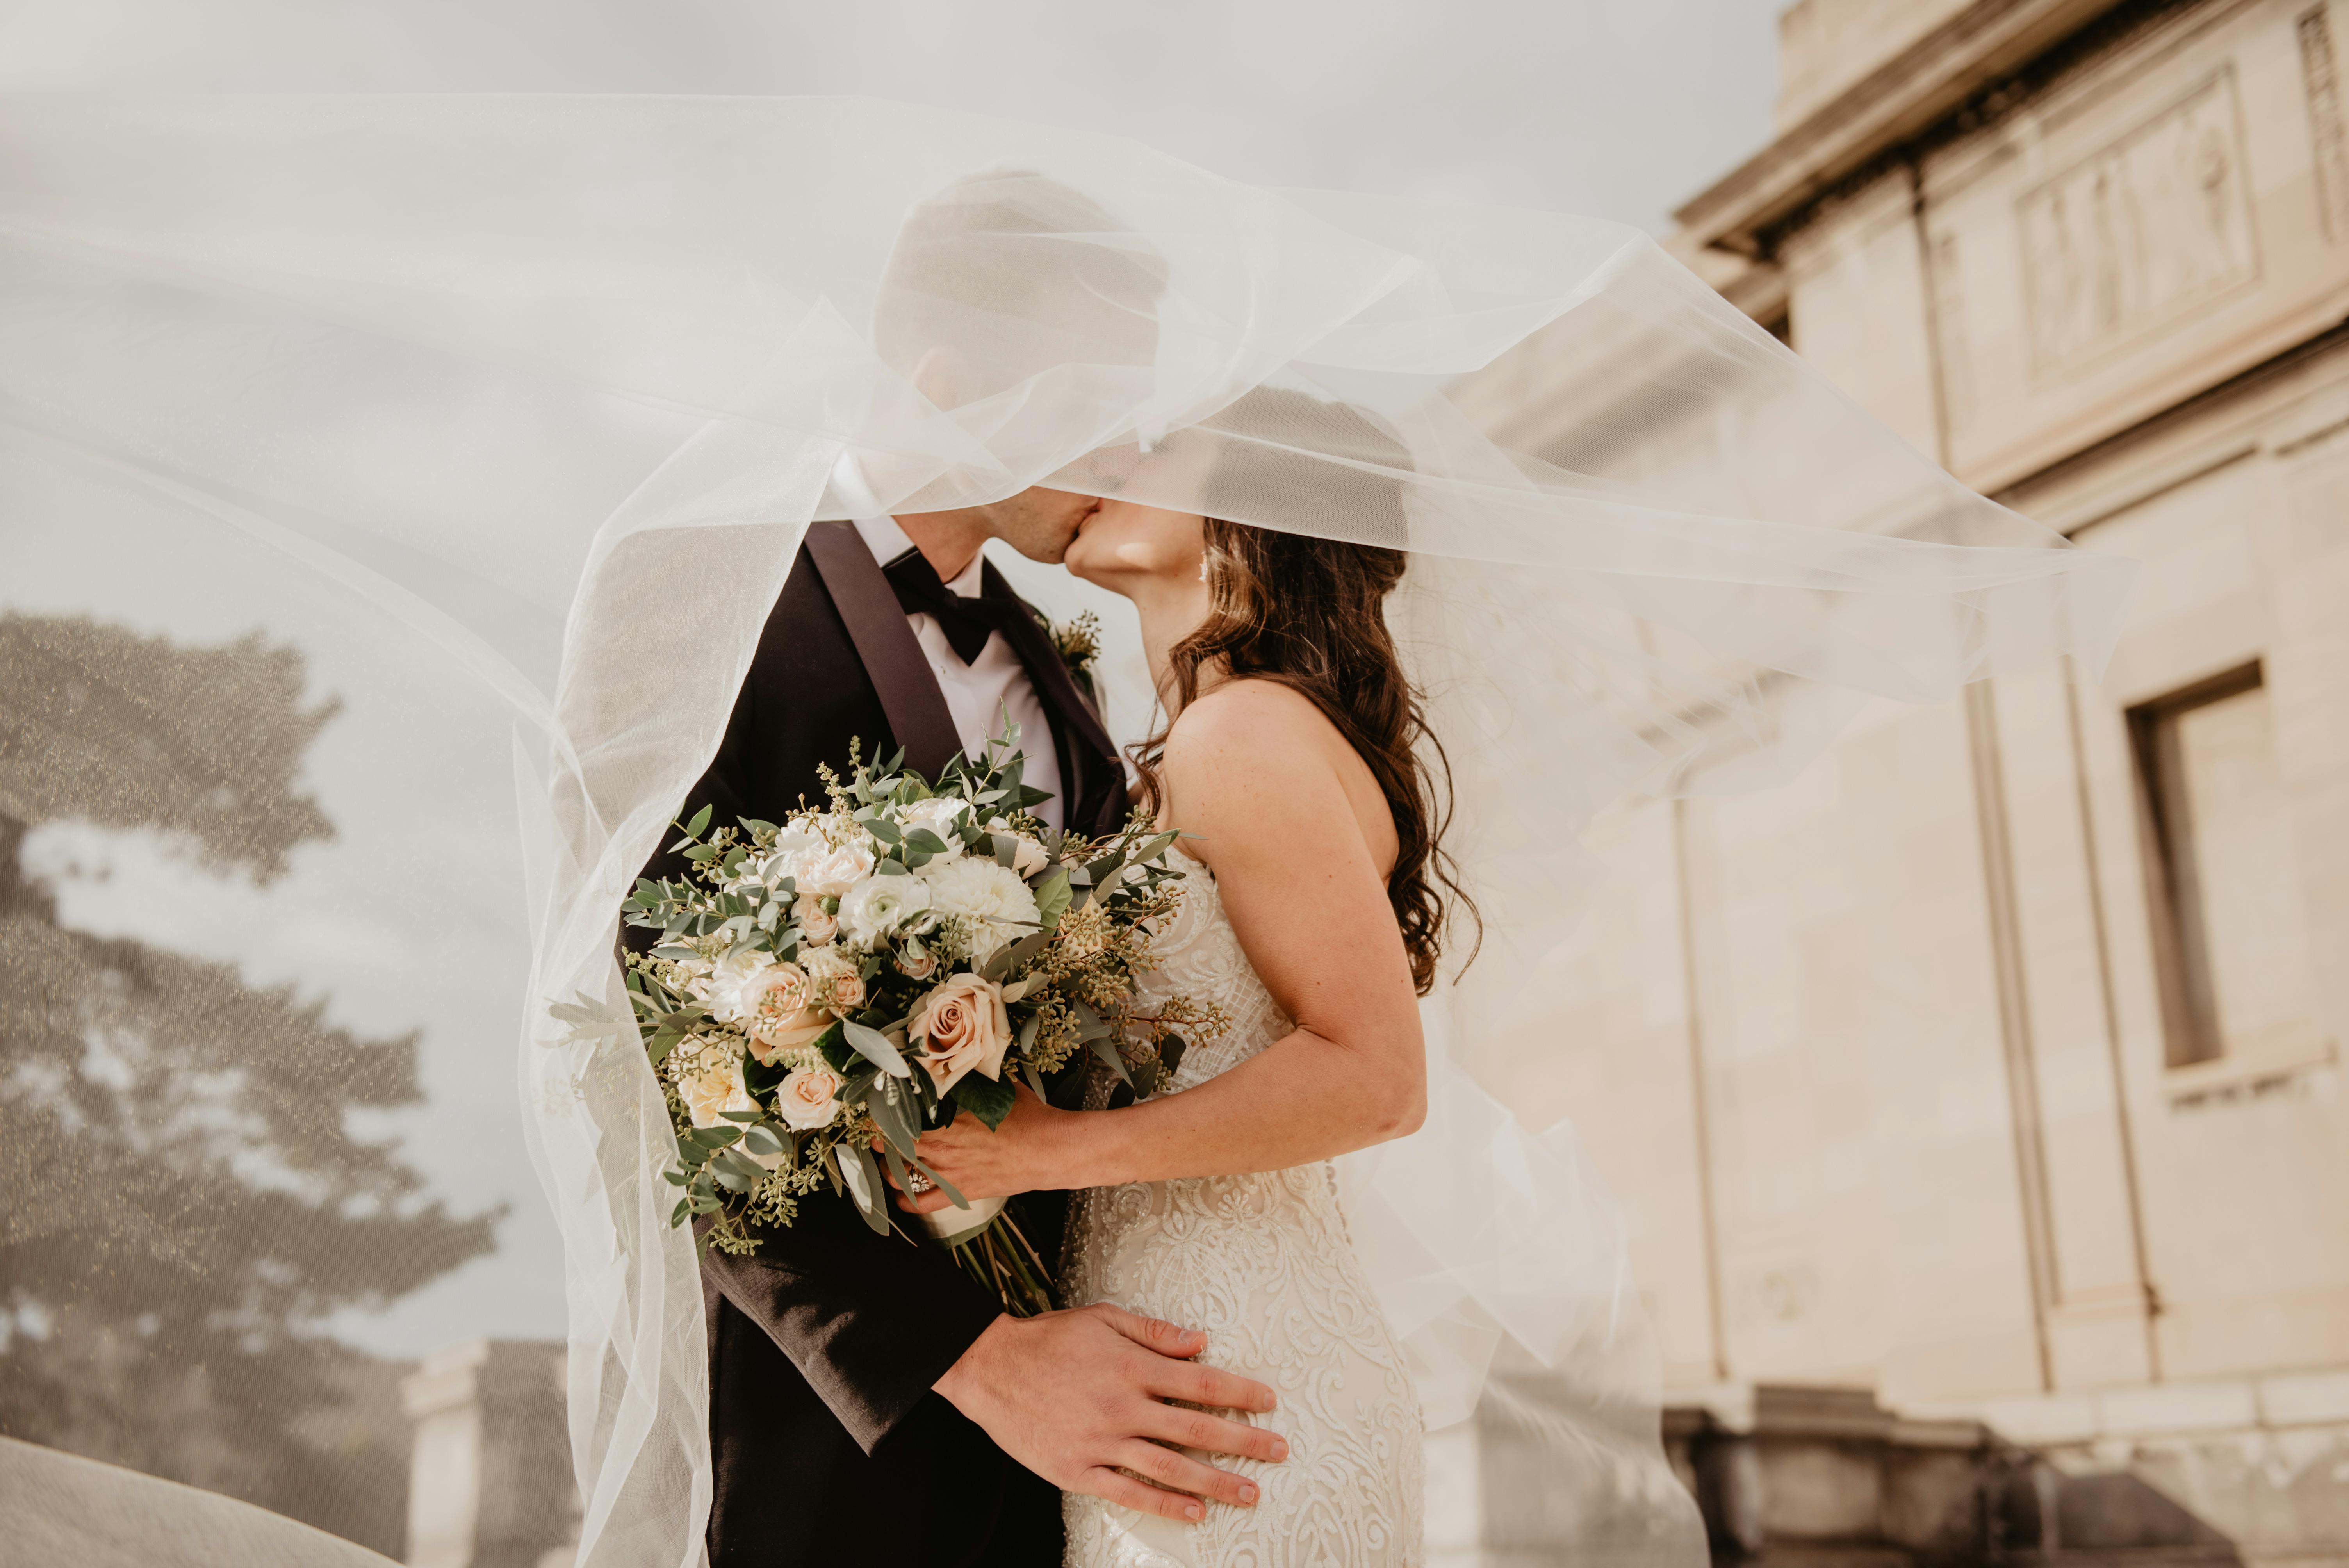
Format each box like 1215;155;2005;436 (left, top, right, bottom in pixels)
3;0;1783;233
4;1;1787;1358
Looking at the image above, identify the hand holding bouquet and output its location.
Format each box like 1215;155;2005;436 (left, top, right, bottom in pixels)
609;725;1215;1314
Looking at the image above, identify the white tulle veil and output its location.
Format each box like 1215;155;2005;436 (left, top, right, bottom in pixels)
0;94;2130;1566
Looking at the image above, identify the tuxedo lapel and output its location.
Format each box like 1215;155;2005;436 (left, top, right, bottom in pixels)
980;561;1127;835
803;521;963;778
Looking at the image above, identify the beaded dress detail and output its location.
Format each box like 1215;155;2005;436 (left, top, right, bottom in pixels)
1060;863;1424;1568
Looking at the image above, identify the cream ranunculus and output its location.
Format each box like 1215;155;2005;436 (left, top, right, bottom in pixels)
907;972;1012;1094
837;873;933;948
772;1065;846;1131
925;855;1043;955
678;1049;756;1128
899;796;970;859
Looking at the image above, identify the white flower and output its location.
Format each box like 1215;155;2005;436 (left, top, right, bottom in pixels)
925;855;1042;953
798;839;877;898
704;948;778;1025
898;796;970;859
773;1066;846;1131
838;873;934;947
1009;835;1051;879
760;826;829;889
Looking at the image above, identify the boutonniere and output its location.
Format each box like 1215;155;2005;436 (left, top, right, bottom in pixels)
1043;609;1101;687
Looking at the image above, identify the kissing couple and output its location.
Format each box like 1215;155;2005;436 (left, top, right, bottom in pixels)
642;173;1451;1568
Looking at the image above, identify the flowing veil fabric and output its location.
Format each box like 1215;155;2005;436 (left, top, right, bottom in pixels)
0;95;2132;1565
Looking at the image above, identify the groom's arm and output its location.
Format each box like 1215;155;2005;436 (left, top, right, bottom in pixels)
699;1198;1000;1453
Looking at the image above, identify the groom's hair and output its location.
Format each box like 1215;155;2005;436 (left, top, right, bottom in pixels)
872;169;1168;403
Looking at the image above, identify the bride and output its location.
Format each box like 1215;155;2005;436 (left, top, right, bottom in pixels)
899;488;1456;1565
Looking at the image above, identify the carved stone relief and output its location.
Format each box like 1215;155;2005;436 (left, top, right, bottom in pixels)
2018;68;2261;372
2299;5;2349;241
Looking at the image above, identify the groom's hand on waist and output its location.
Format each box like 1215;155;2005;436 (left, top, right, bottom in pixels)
932;1303;1285;1522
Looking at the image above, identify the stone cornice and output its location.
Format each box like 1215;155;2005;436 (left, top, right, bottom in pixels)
1675;0;2147;257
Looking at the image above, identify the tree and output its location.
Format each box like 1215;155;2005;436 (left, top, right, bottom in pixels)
0;611;497;1555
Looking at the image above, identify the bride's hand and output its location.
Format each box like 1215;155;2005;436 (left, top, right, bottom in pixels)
886;1082;1073;1212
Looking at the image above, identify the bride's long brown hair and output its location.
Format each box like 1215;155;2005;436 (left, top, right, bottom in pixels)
1128;396;1479;993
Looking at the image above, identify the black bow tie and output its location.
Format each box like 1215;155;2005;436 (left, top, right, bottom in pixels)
882;549;1018;665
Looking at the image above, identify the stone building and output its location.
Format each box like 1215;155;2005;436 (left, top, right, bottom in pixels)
1448;0;2349;1560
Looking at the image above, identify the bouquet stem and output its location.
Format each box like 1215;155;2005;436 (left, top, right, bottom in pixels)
925;1203;1057;1317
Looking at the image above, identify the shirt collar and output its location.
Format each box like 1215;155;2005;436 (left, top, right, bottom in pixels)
852;514;985;599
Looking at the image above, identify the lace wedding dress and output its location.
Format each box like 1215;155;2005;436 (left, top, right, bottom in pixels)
1060;862;1426;1568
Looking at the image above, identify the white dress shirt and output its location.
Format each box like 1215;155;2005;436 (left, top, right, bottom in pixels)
852;515;1065;830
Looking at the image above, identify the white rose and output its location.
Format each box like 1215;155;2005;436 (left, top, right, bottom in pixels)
1009;835;1051;879
924;855;1043;953
759;826;827;890
794;891;838;945
704;948;777;1025
899;797;970;859
799;839;877;898
678;1049;756;1129
772;1066;845;1131
907;972;1012;1094
837;873;934;947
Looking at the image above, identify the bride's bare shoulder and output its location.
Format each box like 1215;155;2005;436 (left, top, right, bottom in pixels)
1159;679;1399;873
1163;679;1343;765
1158;680;1361;816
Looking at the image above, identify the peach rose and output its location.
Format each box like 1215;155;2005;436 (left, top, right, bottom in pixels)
806;948;866;1015
907;972;1012;1094
742;960;831;1064
772;1066;845;1131
795;892;838;945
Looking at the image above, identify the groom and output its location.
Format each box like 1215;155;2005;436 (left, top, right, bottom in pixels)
634;174;1283;1567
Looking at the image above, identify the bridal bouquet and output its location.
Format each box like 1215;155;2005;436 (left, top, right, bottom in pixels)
608;727;1213;1314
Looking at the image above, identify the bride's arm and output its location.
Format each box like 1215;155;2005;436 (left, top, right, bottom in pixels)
904;682;1426;1200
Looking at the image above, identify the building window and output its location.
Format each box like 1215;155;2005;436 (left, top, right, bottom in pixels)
2129;662;2322;1072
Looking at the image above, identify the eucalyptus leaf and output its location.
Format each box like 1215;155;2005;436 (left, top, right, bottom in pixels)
1031;869;1072;929
842;1019;913;1079
834;1144;890;1236
1088;1035;1134;1088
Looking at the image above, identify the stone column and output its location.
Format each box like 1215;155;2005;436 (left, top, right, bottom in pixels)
401;1340;580;1568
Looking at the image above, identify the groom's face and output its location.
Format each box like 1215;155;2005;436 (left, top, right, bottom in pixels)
984;486;1101;565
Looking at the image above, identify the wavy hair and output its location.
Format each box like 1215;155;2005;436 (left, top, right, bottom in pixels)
1129;394;1479;993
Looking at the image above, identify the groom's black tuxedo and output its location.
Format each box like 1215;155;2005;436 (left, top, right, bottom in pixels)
634;522;1127;1568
